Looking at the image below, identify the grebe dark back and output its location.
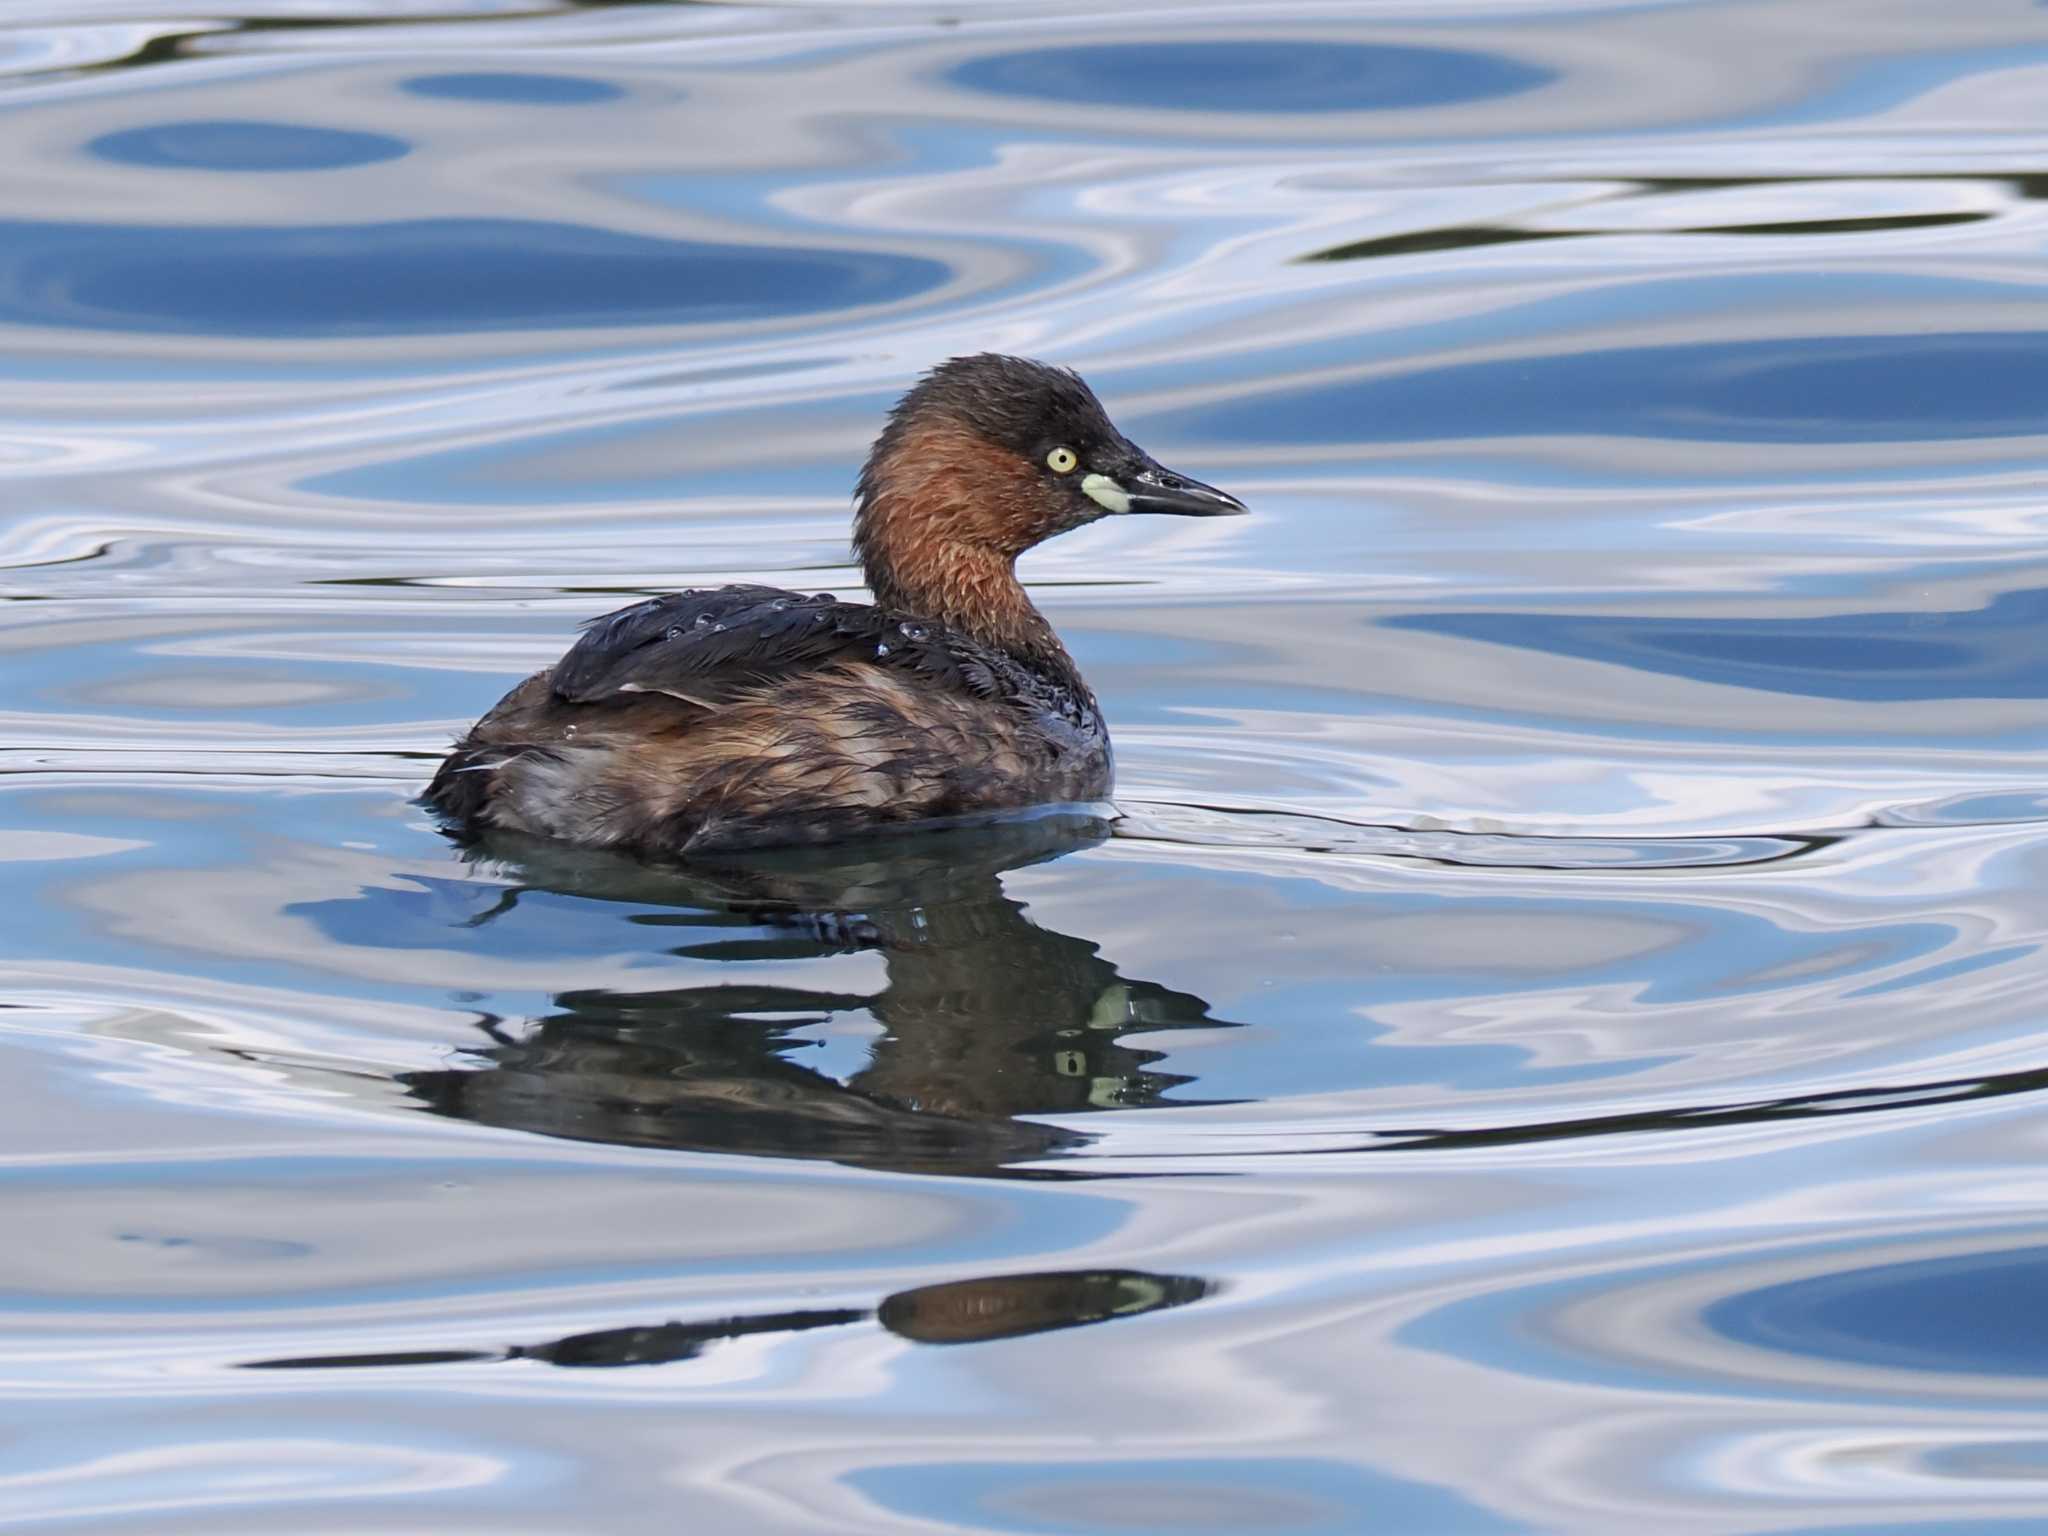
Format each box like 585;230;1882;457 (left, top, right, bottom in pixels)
423;354;1246;856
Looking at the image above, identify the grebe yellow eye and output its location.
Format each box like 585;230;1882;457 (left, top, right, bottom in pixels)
1046;446;1077;474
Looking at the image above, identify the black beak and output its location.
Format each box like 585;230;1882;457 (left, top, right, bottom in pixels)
1089;454;1245;520
1121;458;1248;517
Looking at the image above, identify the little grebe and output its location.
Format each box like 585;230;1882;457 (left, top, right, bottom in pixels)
424;353;1245;855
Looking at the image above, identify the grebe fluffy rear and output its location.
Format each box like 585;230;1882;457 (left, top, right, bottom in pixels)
424;353;1246;855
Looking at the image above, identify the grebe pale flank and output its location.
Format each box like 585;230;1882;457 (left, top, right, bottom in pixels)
423;353;1246;855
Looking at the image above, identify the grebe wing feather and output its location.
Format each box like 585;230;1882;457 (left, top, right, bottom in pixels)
552;586;1002;708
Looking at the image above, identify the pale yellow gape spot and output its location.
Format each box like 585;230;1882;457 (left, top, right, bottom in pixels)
1080;473;1131;514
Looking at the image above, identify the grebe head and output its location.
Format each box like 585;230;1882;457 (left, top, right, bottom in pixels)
854;355;1245;586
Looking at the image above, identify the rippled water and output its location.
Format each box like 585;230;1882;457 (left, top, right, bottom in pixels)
6;0;2048;1529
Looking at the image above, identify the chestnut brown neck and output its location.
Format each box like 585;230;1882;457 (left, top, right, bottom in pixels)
854;419;1081;683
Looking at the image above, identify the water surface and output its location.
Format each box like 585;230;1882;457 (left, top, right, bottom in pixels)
6;0;2048;1530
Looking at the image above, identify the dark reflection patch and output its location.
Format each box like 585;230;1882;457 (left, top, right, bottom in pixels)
881;1270;1212;1345
1707;1246;2048;1375
402;72;625;104
243;1308;865;1371
0;219;949;336
86;119;408;171
290;819;1236;1179
1174;332;2048;445
369;817;1238;1179
1388;586;2048;702
240;1269;1210;1370
951;40;1550;114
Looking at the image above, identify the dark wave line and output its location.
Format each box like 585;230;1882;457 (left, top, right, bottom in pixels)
1303;210;1988;264
1366;1061;2048;1152
23;2;678;90
1299;169;2030;264
1121;802;1846;871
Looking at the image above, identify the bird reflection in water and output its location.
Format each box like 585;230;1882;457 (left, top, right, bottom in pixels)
399;813;1239;1177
